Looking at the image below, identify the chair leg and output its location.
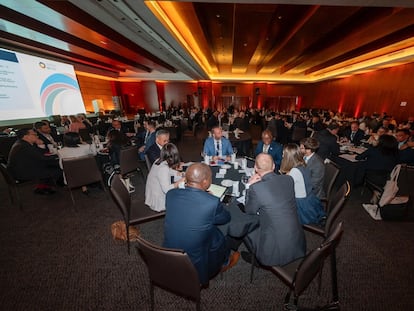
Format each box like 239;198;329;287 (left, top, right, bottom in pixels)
250;254;256;283
150;282;155;311
196;300;201;311
69;188;75;205
126;225;131;255
330;250;339;303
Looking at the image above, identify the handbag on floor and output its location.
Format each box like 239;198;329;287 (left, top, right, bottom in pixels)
111;221;140;241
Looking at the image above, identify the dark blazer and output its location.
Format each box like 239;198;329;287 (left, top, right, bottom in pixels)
342;128;365;146
145;143;161;165
163;187;230;285
314;129;340;160
255;141;283;168
7;140;61;181
244;173;306;266
305;153;326;199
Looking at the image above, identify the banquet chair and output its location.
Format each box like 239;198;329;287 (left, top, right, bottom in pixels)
109;174;165;254
270;222;344;310
119;146;146;182
291;127;307;143
144;154;152;172
62;155;106;206
302;183;350;307
136;236;202;311
321;161;340;211
0;162;30;210
78;128;92;143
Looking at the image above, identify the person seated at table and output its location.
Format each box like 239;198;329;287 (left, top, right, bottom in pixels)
355;134;399;187
107;119;135;137
395;129;414;165
307;114;325;133
366;126;389;146
314;122;340;160
34;121;57;153
68;115;86;133
77;114;93;133
203;126;233;162
7;128;63;194
375;117;395;133
57;132;97;194
300;137;325;200
106;129;130;167
145;129;170;165
254;130;282;170
163;163;240;286
226;153;306;267
137;121;156;160
342;121;365;146
145;143;185;212
280;144;326;225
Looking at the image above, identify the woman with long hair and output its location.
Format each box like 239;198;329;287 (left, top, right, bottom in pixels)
280;143;326;225
145;143;185;212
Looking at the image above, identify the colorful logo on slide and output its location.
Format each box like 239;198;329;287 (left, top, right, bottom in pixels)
39;73;81;115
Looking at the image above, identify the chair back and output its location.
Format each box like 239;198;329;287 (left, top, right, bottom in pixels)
119;146;140;176
294;222;343;297
291;127;307;142
78;128;92;143
136;236;201;302
62;156;103;188
0;163;16;186
324;181;350;235
323;161;340;200
110;173;131;222
144;154;152;171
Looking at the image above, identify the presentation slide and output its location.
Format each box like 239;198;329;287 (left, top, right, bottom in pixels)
0;47;85;122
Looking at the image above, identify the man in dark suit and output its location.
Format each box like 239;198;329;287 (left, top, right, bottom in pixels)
7;128;62;193
137;121;156;160
342;121;365;146
314;123;340;160
227;153;306;266
300;137;325;199
145;129;170;165
34;121;57;151
163;163;239;285
255;130;283;170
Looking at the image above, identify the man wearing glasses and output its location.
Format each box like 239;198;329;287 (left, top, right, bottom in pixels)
203;126;233;162
7;128;62;194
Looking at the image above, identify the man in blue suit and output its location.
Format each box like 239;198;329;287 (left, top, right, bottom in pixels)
203;126;233;161
163;163;239;285
255;130;283;170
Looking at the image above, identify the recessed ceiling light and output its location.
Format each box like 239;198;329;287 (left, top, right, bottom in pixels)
243;43;247;47
100;41;107;45
216;14;220;18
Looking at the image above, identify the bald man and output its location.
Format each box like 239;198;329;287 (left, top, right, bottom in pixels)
163;163;239;285
228;153;306;266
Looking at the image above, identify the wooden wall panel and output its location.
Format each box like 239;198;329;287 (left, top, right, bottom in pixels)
76;75;114;112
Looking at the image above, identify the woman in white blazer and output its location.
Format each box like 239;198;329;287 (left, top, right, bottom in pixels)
145;143;184;212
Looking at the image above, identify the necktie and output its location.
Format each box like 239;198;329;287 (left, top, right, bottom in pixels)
216;141;220;156
350;131;355;141
263;144;269;153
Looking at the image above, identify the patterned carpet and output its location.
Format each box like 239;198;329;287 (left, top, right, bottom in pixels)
0;133;413;310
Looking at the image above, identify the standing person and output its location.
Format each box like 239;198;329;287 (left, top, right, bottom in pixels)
163;163;239;286
227;153;306;266
314;122;340;160
203;126;233;162
300;137;325;199
145;143;184;212
280;144;326;225
145;129;170;165
137;121;156;160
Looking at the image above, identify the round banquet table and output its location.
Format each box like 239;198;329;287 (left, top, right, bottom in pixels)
227;132;251;156
208;161;259;238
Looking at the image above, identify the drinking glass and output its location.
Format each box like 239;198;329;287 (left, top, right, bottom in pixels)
232;147;238;155
241;175;249;186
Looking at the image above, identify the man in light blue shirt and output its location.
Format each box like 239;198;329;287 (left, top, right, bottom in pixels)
203;126;233;161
